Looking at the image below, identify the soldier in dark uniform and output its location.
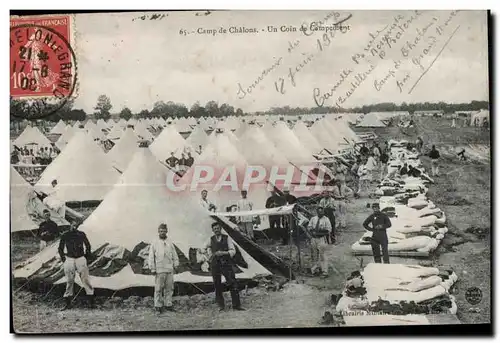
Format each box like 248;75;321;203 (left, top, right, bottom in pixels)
204;222;245;311
362;203;392;264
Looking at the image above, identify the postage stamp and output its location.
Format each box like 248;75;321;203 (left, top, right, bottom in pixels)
10;15;77;119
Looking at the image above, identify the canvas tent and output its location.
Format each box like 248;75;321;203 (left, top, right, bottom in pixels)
133;122;154;141
86;125;106;141
10;166;68;232
107;128;141;172
13;126;52;152
106;124;126;141
310;121;342;152
356;113;387;127
186;126;209;149
36;131;120;203
49;120;67;135
179;134;247;211
96;119;109;131
55;125;77;150
14;146;278;293
84;120;97;130
292;121;323;154
265;121;313;164
150;125;193;161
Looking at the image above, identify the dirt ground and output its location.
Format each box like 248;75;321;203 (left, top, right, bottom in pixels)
11;117;491;332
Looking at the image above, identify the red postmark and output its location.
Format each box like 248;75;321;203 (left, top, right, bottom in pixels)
10;15;75;100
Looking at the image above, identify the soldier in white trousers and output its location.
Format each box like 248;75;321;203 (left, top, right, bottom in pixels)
148;223;179;314
58;221;94;310
307;207;332;277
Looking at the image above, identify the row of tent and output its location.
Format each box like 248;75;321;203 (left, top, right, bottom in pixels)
356;109;490;128
14;115;359;206
12;118;354;289
11;114;365;292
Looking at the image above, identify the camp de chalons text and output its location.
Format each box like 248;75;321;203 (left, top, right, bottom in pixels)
196;23;350;36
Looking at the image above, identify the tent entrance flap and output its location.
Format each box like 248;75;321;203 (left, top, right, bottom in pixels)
212;215;295;280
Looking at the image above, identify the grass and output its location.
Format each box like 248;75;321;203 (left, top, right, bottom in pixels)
11;116;491;331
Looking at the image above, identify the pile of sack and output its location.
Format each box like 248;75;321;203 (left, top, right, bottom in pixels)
352;140;448;256
335;263;458;316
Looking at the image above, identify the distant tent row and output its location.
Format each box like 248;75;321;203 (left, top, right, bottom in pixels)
356;113;387;128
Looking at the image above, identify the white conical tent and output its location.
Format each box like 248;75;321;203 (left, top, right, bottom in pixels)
356;113;387;127
133;122;154;141
107;128;140;172
79;147;174;250
72;120;82;129
238;126;317;197
84;120;97;130
324;116;360;144
186;126;209;148
236;127;289;227
320;120;348;150
337;119;360;143
180;134;247;211
55;125;77;150
266;121;313;163
14;147;271;289
260;120;274;134
11;166;39;232
96;119;108;131
36;131;120;202
222;130;240;148
214;119;226;130
234;121;250;138
239;126;289;167
154;117;164;126
50;120;66;135
310;121;339;151
86;125;106;141
117;118;127;128
13;126;52;151
292;121;323;154
223;117;240;132
198;120;211;131
106;124;126;141
150;125;192;160
175;119;191;133
10;166;68;232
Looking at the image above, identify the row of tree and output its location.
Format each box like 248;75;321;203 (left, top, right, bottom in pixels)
10;95;247;122
10;94;489;123
264;101;489;116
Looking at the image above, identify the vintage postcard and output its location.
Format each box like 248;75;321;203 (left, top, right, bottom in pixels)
10;10;491;334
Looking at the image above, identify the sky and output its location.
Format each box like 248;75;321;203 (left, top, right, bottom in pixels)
72;10;489;113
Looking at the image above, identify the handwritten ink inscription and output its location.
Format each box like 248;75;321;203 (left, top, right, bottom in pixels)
235;11;353;100
312;10;462;108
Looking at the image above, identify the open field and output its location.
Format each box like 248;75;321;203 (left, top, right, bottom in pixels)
11;117;491;332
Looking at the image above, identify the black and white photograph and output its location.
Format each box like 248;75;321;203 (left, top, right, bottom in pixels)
9;9;491;334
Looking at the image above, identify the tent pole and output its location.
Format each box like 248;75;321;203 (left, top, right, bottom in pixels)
294;215;301;271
